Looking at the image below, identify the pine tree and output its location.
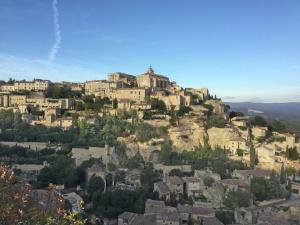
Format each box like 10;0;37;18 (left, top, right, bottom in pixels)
250;141;255;169
280;163;286;184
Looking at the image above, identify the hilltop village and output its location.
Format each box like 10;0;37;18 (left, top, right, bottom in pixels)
1;67;300;225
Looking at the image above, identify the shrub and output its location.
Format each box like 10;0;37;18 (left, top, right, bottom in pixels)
208;115;226;128
135;123;157;142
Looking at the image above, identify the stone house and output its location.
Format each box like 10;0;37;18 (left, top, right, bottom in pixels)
125;169;142;188
116;87;150;102
177;204;191;224
62;192;84;213
71;145;116;166
153;181;171;201
231;169;272;184
252;126;268;139
183;177;202;198
191;206;215;221
107;72;136;85
164;176;184;197
219;179;249;193
231;116;249;127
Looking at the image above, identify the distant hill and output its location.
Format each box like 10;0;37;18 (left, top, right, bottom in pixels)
226;102;300;133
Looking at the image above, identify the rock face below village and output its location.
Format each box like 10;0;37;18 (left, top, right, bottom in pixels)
207;127;240;149
168;122;206;151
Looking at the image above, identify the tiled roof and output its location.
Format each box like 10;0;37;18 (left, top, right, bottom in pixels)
154;181;170;194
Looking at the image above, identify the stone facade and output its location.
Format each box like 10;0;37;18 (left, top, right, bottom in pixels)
0;79;49;92
136;67;169;89
107;72;136;85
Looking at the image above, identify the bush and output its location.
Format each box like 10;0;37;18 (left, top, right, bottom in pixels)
216;210;234;225
285;147;300;160
150;99;167;113
251;176;288;201
223;190;251;209
87;175;105;198
135;123;157;142
236;148;244;157
208;115;226;128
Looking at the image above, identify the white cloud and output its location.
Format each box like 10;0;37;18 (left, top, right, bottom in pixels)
48;0;61;63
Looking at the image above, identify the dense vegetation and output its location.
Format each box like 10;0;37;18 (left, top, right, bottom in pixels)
159;140;247;179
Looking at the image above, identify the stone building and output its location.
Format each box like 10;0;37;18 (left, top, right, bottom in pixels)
107;72;136;85
0;79;49;92
136;67;169;89
252;126;268;138
164;176;184;197
71;145;116;166
116;87;150;102
84;80;125;95
183;177;202;198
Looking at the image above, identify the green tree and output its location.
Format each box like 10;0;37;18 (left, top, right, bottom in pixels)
159;144;173;164
223;190;251;209
87;176;105;197
112;98;118;109
169;106;178;126
285;147;299;160
251;177;267;201
135;123;157;142
216;210;234;225
272;120;287;133
150;99;167;113
249;140;256;169
237;148;243;157
208;115;226;128
252;116;267;127
280;163;286;184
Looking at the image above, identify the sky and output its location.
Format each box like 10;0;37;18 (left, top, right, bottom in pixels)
0;0;299;103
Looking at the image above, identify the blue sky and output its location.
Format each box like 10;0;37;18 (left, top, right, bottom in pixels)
0;0;299;102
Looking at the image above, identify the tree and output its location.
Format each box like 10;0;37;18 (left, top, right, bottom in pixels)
159;144;172;164
150;99;167;113
252;116;267;127
112;98;118;109
87;176;105;197
37;167;56;188
208;115;226;128
249;140;256;169
0;166;86;225
127;152;144;169
216;210;234;225
135;123;157;142
169;106;178;126
272;120;286;133
236;148;243;157
251;176;288;201
285;147;299;160
280;163;286;184
223;190;251;209
251;177;268;201
229;111;244;119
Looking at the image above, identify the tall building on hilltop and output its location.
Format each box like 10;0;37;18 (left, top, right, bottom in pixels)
136;66;170;89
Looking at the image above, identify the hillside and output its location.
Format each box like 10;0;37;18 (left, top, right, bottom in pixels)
227;102;300;133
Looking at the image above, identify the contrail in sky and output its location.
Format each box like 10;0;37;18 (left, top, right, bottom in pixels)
48;0;61;63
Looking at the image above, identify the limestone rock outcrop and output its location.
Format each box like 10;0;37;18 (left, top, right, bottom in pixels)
207;127;240;148
168;122;206;151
